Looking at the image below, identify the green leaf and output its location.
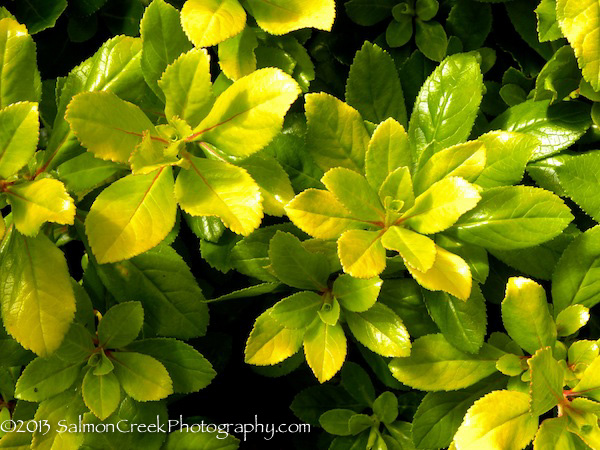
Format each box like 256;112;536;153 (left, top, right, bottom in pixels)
415;20;448;62
15;356;80;402
404;177;481;235
556;0;600;90
378;166;415;209
447;0;492;50
322;168;385;222
534;416;586;450
496;353;524;376
86;167;176;263
159;48;213;128
454;390;538;450
489;100;591;161
423;285;487;354
0;18;41;108
556;305;590;337
304;320;346;383
365;118;412;190
381;226;436;273
436;234;489;284
333;274;382;313
217;26;258;81
412;141;486;195
246;0;335;35
124;338;216;394
190;68;300;157
502;277;557;355
475;131;538;188
270;291;322;329
338;230;386;279
66;91;163;164
245;308;304;365
112;351;173;401
0;102;39;178
268;231;329;291
452;186;573;250
341;362;376;406
285;189;365;239
346;303;411;358
528;347;564;416
319;409;356;436
557;152;600;223
140;0;192;101
373;392;398;424
175;156;262;236
8;0;67;34
345;42;407;126
534;45;581;102
0;232;75;356
7;179;75;237
180;0;246;48
96;244;209;340
408;53;483;159
97;302;143;349
82;370;120;420
536;0;563;42
386;16;413;48
305;93;370;172
572;357;600;401
389;334;503;391
56;152;126;199
345;0;396;26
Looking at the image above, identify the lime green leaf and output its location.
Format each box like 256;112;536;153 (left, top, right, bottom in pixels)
338;230;386;279
180;0;246;48
389;334;503;391
245;308;304;365
0;232;75;356
270;291;322;329
553;226;600;313
140;0;192;100
454;390;538;450
365;118;412;190
423;285;487;354
528;347;564;416
319;409;356;436
381;226;436;273
66;91;163;163
285;189;366;239
246;0;335;35
373;392;398;424
407;245;472;300
573;357;600;400
112;352;173;401
333;274;381;313
534;45;581;103
237;154;294;217
0;102;39;178
175;156;262;236
7;179;75;237
0;18;41;108
404;177;481;235
569;341;599;377
86;167;177;263
536;0;563;42
408;53;483;159
378;166;414;209
502;277;557;355
534;416;585;450
322;168;384;222
556;0;600;90
56;152;126;199
319;298;341;326
15;356;81;402
490;100;591;161
413;141;486;195
556;305;590;337
415;20;448;62
557;152;600;222
345;303;411;358
497;354;525;376
304;320;346;383
269;231;329;290
217;26;257;81
128;132;180;175
345;42;407;126
190;68;300;157
82;370;120;420
305;93;370;173
124;338;216;394
475;131;538;188
97;302;143;349
436;234;489;284
159;48;213;128
452;186;573;250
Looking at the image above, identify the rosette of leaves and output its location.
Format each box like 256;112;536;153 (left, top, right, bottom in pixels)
389;276;600;449
285;48;573;301
1;300;215;448
244;231;411;383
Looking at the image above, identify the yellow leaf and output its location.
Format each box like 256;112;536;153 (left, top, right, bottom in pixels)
338;229;386;279
247;0;335;35
407;245;472;300
381;226;436;273
180;0;246;48
366;118;412;190
303;320;346;383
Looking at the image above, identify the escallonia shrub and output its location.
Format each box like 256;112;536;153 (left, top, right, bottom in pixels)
0;0;599;448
